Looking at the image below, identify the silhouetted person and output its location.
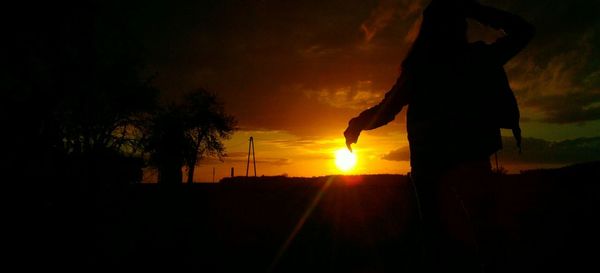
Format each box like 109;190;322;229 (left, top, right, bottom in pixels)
344;0;534;272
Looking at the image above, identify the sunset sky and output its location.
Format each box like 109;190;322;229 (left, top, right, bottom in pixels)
122;0;600;182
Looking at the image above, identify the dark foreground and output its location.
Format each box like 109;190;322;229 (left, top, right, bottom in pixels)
18;162;600;272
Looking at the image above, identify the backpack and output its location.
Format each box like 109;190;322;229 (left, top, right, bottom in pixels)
487;65;522;153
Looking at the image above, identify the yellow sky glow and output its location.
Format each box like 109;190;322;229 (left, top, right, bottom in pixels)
140;125;574;183
181;128;411;182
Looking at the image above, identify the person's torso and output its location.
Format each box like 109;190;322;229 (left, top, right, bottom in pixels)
406;43;505;167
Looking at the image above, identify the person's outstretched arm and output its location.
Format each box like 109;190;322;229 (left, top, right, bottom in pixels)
344;71;412;151
468;3;535;64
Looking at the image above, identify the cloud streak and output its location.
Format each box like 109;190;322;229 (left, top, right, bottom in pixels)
303;81;383;110
490;0;600;125
200;155;292;167
382;136;600;165
499;136;600;164
360;0;423;43
131;0;600;137
381;145;410;162
508;31;600;123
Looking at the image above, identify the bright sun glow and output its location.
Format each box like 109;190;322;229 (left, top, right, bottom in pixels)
335;148;357;172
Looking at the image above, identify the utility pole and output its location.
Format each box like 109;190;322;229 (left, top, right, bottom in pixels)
246;136;256;177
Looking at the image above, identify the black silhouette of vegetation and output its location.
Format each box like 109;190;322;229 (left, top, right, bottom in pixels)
4;3;150;188
70;162;600;272
147;89;236;184
3;2;236;188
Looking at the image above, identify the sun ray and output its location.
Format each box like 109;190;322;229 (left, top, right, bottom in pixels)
268;176;335;272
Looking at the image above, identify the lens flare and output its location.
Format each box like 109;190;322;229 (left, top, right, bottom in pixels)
335;148;357;172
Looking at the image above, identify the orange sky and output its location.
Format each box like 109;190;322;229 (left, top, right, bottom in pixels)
197;126;411;182
183;129;564;183
137;0;600;182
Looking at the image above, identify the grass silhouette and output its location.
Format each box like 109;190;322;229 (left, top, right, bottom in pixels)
28;162;599;272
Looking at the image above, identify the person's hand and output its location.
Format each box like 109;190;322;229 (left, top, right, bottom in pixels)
344;119;362;152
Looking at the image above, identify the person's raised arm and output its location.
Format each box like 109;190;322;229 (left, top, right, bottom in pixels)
467;3;535;64
344;71;412;151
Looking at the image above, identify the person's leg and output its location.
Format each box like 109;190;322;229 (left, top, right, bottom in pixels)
445;159;508;273
437;165;484;273
411;168;447;272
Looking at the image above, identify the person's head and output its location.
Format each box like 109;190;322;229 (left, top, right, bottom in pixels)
402;0;470;70
422;0;469;46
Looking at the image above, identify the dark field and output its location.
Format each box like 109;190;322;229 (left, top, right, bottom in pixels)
21;162;600;272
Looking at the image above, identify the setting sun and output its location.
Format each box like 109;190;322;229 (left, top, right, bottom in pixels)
335;148;357;172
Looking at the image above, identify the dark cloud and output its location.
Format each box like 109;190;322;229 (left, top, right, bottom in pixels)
360;0;423;43
489;0;600;124
116;0;600;135
382;136;600;165
523;90;600;123
123;0;416;136
498;136;600;164
382;145;410;162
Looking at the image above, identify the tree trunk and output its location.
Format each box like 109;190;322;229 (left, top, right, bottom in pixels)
186;161;195;184
186;135;202;184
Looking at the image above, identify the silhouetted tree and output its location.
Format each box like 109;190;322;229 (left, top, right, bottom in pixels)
147;105;188;184
3;1;159;187
182;89;236;184
147;89;236;184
